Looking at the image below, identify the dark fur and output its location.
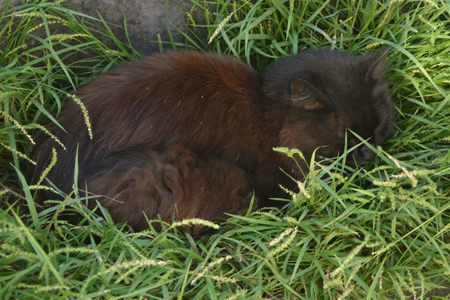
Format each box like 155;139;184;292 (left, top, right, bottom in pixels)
31;49;394;231
84;144;256;235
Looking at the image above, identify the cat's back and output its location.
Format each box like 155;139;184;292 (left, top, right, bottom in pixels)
78;50;260;108
78;51;264;154
33;51;266;194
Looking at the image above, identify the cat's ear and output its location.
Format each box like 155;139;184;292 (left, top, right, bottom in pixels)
365;47;391;82
290;78;325;110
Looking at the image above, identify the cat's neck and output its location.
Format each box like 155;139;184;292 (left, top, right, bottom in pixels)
252;96;308;197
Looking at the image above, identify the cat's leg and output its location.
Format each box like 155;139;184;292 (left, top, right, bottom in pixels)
158;144;260;235
83;144;259;235
83;147;183;231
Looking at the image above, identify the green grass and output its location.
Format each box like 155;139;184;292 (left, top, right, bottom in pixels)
1;0;450;299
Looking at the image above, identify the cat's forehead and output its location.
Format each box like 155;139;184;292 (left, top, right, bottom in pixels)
299;51;386;96
296;49;365;64
294;51;392;128
265;48;392;116
293;50;368;83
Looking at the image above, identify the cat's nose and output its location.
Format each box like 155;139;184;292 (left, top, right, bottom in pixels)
356;145;376;162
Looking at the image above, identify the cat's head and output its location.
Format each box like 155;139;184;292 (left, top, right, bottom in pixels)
264;47;394;165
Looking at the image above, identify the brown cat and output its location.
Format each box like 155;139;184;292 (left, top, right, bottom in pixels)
31;48;394;231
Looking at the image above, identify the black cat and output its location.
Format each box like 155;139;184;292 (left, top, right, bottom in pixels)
31;48;394;232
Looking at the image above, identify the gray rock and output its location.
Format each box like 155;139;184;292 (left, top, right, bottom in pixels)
62;0;204;54
1;0;206;55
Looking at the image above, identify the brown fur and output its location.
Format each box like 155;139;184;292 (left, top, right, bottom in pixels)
84;144;256;235
31;49;394;232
